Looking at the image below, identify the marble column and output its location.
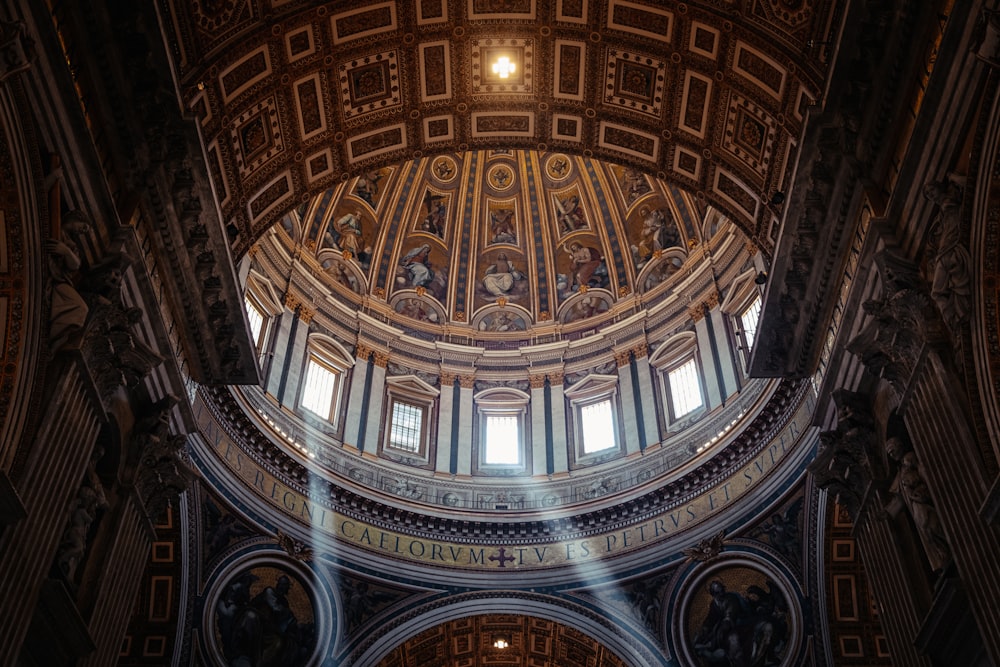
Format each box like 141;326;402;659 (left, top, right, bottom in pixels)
342;344;371;451
435;372;458;475
549;373;569;475
692;301;722;409
846;251;1000;661
275;298;312;411
630;345;661;448
264;307;297;399
454;374;475;476
614;349;642;456
530;374;548;476
360;350;389;456
855;505;934;666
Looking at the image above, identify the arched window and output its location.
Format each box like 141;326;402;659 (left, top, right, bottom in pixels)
243;271;282;371
650;332;706;426
721;268;765;372
383;375;439;462
564;374;621;459
297;336;353;428
475;388;530;472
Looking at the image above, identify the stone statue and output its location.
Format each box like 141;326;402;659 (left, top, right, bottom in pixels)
55;449;108;585
46;212;91;350
923;177;971;334
885;436;950;572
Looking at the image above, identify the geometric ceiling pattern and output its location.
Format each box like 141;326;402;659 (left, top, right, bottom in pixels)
159;0;837;256
374;614;630;667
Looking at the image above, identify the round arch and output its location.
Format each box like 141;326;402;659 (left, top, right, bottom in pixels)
344;592;668;667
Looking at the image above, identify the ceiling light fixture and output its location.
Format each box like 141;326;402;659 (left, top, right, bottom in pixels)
492;56;515;78
492;633;511;650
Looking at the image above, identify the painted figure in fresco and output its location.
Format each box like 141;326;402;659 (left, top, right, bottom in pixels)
564;242;605;291
563;295;609;323
354;170;383;207
395;298;439;324
554;194;586;233
322;258;360;293
692;579;788;667
479;310;525;332
490;208;517;244
334;210;365;260
216;573;314;667
637;208;680;262
623;167;650;204
399;243;434;288
482;252;525;297
421;191;447;238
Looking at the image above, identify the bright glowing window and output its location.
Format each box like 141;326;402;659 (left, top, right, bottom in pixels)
484;414;520;465
739;293;762;351
668;358;703;418
300;356;340;421
389;400;424;453
581;399;616;454
245;296;266;349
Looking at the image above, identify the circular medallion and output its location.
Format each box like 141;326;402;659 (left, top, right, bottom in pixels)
207;559;329;667
432;156;458;183
545;154;572;181
674;558;801;667
488;164;515;191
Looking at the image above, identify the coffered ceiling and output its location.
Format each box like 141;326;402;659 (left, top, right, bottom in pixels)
158;0;838;256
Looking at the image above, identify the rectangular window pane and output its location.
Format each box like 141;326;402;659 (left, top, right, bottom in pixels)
669;358;703;418
581;399;615;454
390;400;423;453
245;297;265;349
300;357;338;420
484;414;520;465
740;294;762;351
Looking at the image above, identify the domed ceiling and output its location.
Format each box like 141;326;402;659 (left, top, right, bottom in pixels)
160;0;835;259
273;150;719;338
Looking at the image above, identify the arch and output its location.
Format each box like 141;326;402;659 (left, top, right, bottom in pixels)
345;592;666;667
649;331;698;368
0;81;43;473
304;332;355;369
244;269;283;316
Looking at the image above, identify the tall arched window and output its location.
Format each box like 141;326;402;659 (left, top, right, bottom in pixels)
474;387;530;473
564;374;622;461
650;332;706;428
721;268;765;372
297;335;354;428
382;375;440;462
243;272;283;373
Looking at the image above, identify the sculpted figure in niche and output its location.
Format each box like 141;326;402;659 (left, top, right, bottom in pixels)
885;436;950;572
923;177;971;332
55;447;108;586
46;211;92;350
